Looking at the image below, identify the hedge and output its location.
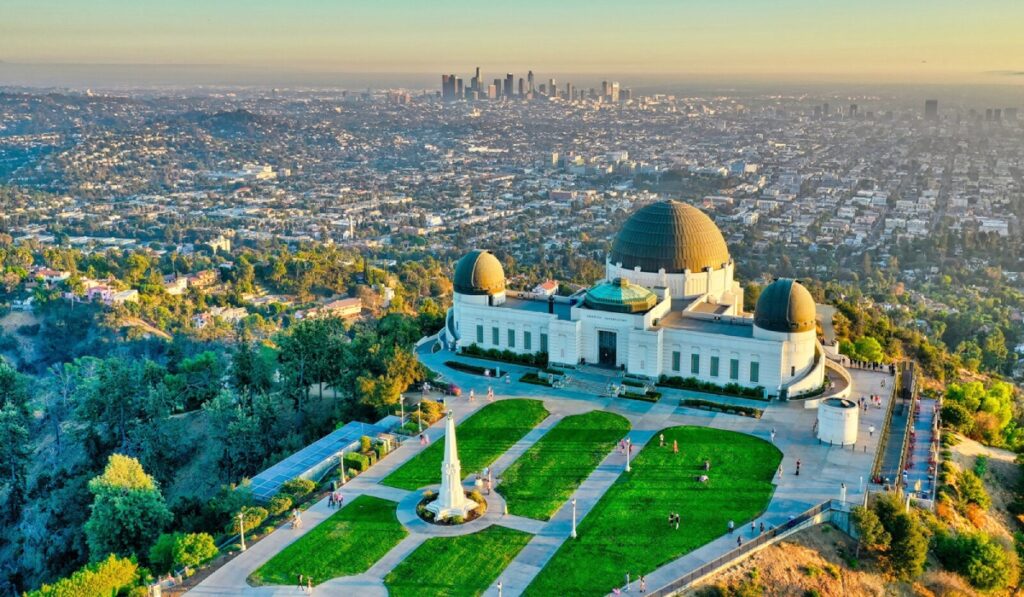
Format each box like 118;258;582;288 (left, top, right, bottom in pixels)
659;375;767;400
461;343;549;367
279;478;316;500
680;398;763;419
227;506;268;535
520;372;553;387
620;391;659;403
344;452;371;473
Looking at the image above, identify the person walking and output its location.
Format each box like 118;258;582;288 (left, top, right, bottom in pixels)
751;521;756;535
667;512;674;529
307;577;313;594
778;465;784;478
659;433;665;447
675;513;680;530
672;439;678;454
298;574;304;589
728;520;734;533
795;459;801;476
639;576;647;593
737;536;743;547
770;428;776;443
759;521;765;534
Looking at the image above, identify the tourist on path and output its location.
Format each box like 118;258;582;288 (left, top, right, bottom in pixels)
307;577;313;594
778;465;783;478
760;521;765;534
728;520;734;533
795;459;801;476
770;428;776;443
737;536;743;547
751;521;756;535
639;576;647;593
298;574;304;589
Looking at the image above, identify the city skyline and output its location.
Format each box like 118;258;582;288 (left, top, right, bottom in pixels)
2;0;1023;85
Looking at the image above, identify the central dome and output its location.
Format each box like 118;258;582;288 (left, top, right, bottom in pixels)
609;200;730;274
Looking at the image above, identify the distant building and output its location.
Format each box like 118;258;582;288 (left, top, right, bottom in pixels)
925;99;938;120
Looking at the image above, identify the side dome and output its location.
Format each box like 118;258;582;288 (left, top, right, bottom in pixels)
609;200;730;274
754;278;817;333
583;278;657;314
454;250;505;295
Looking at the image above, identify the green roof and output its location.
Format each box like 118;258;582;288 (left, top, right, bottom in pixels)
583;278;657;314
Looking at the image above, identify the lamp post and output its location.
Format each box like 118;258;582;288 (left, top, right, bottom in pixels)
840;482;847;506
571;498;577;538
417;401;422;433
400;394;404;422
238;512;246;552
625;438;632;472
497;581;502;597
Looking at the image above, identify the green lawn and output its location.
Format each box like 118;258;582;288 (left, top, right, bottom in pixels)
382;399;549;491
248;495;407;586
498;410;630;520
524;426;781;596
385;526;533;597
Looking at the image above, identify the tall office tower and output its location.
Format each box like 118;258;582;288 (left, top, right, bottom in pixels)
487;83;498;100
504;74;514;98
527;70;535;94
518;77;525;97
441;75;456;100
822;102;830;118
548;78;557;98
621;89;632;102
611;81;620;102
539;83;546;95
985;108;993;121
455;78;464;98
994;108;1002;122
601;80;609;100
924;99;938;120
565;82;572;99
814;106;822;119
1005;108;1019;121
849;104;857;118
474;67;481;92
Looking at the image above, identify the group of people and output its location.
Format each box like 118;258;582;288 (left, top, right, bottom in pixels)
656;433;679;453
326;490;344;509
667;512;681;530
290;508;302;529
615;573;647;594
296;574;314;594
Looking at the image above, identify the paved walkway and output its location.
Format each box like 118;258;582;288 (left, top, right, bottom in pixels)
188;346;896;596
905;397;938;499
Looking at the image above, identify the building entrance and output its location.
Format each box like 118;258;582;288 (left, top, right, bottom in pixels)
598;330;617;367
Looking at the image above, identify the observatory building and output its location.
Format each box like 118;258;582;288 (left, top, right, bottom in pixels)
441;200;828;398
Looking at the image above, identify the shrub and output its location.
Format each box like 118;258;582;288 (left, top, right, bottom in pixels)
973;455;988;478
227;506;268;535
419;398;444;423
148;532;181;573
451;515;465;524
267;495;293;517
343;452;370;473
360;435;372;453
460;343;548;367
958;470;991;510
620;390;658;402
375;443;389;461
279;478;316;500
173;533;218;568
27;554;139;597
520;372;552;386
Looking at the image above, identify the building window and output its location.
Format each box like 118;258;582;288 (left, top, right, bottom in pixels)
476;325;483;344
540;333;548;353
524;331;532;351
729;358;739;380
492;327;500;346
672;351;681;372
750;361;760;383
710;356;720;377
508;329;516;348
691;353;700;375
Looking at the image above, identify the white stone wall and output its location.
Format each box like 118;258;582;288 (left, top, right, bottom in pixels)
606;260;741;307
453;293;554;355
661;327;783;392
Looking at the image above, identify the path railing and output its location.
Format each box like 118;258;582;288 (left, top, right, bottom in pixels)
647;499;847;596
870;363;901;481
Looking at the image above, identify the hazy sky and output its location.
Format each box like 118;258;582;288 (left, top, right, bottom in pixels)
3;0;1023;82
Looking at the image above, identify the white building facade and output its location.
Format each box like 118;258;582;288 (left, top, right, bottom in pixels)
442;201;828;398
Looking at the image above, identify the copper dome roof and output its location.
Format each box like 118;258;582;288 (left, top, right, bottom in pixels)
454;250;505;295
609;200;731;274
754;278;817;333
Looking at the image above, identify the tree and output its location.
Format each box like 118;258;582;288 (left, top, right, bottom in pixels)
854;337;884;362
26;554;138;597
84;454;172;562
887;511;929;580
851;505;890;557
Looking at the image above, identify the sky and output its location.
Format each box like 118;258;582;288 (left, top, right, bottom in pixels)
2;0;1023;85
